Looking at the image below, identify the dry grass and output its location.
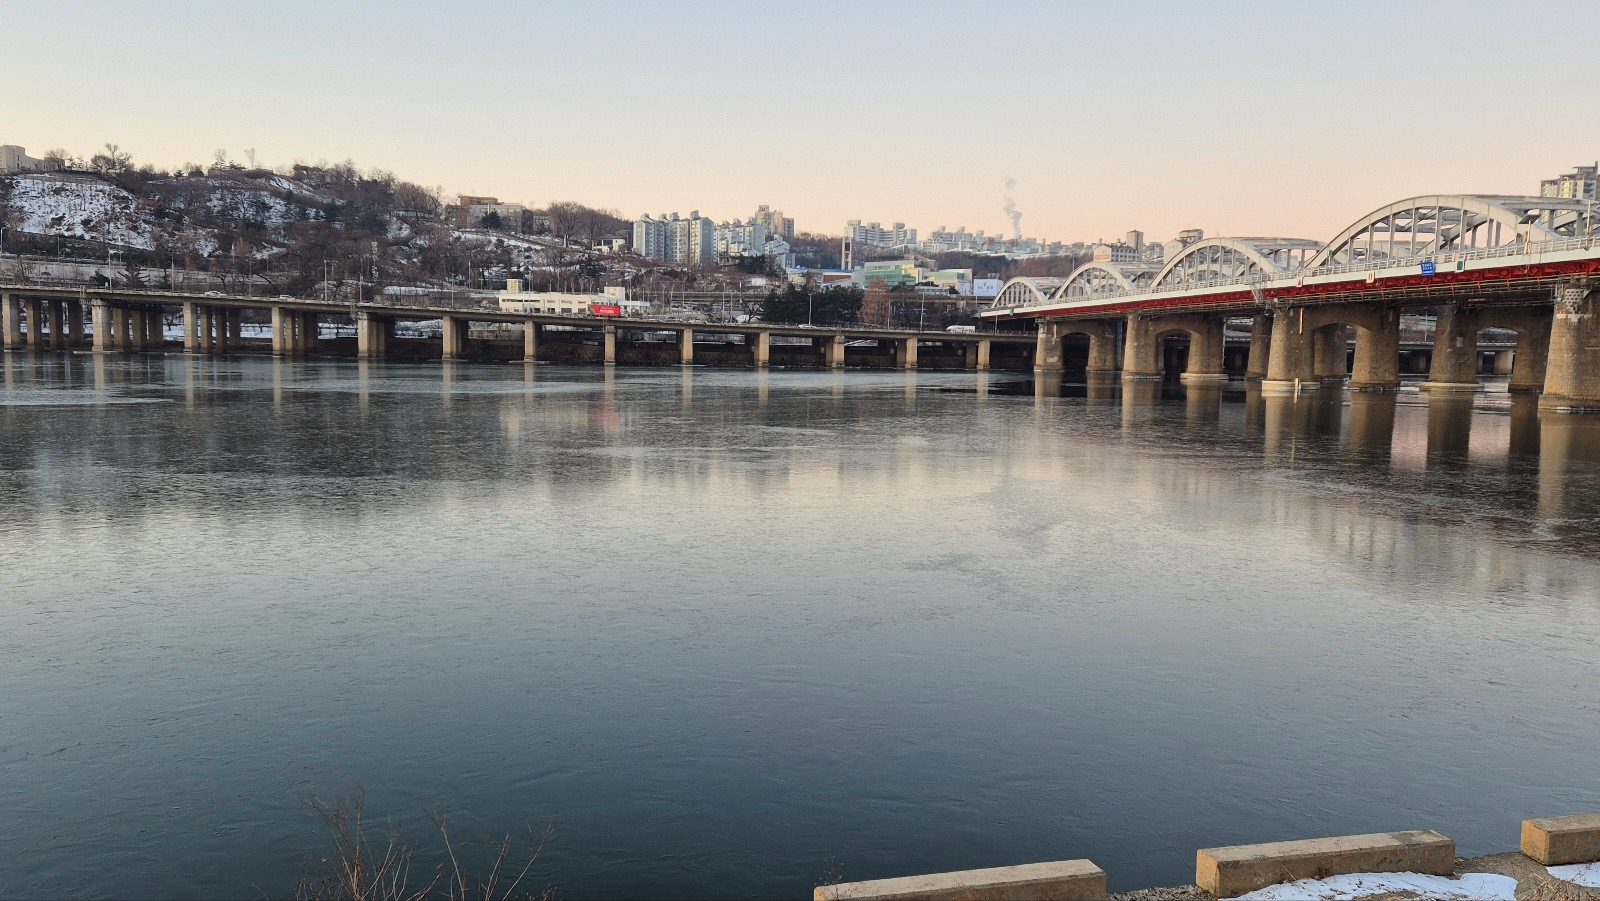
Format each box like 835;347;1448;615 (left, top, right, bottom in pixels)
293;788;552;901
1527;874;1600;901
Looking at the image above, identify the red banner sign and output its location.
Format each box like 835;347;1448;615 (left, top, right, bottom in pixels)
589;304;622;317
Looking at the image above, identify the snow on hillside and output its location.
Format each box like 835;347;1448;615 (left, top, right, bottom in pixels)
7;173;155;248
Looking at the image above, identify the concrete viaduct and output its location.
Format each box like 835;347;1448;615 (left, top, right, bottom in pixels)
0;286;1036;371
985;194;1600;412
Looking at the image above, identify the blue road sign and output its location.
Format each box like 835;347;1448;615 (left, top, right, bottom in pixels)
1420;261;1436;276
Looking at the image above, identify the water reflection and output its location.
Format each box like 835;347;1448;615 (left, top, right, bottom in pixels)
4;356;1600;900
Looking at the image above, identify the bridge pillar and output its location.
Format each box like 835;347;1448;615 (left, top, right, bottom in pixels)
91;301;113;352
441;315;464;360
1;293;21;349
1122;315;1161;379
356;312;389;360
24;298;44;348
1348;308;1400;391
897;336;918;369
1422;303;1481;391
603;324;617;365
825;334;847;369
1540;285;1600;412
147;307;166;349
1180;317;1226;382
1312;324;1347;381
128;309;149;352
68;301;86;347
271;307;291;356
1508;317;1552;393
113;307;132;353
299;310;313;354
1262;307;1319;392
1246;313;1272;379
182;302;200;353
1086;327;1119;374
677;327;693;365
523;321;541;363
752;330;769;368
1034;323;1063;371
46;301;65;350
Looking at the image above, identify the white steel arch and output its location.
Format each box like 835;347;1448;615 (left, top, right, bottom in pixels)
991;277;1066;308
1304;195;1568;270
1051;261;1156;300
1150;237;1322;290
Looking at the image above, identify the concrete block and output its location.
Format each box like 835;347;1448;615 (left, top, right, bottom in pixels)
1196;830;1454;899
1523;813;1600;865
814;859;1106;901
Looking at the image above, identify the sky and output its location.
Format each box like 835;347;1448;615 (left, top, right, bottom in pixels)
8;0;1599;245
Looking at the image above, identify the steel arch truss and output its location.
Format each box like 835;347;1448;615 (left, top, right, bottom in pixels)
991;277;1066;308
1304;195;1591;269
1052;261;1157;300
1150;237;1321;291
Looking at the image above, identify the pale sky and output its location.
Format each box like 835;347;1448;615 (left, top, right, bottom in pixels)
8;0;1599;245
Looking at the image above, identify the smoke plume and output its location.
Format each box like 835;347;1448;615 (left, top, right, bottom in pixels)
1003;177;1022;239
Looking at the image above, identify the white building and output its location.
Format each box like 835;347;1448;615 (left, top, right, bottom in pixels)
1541;164;1598;201
846;220;917;249
716;218;768;258
1;145;54;174
464;201;526;230
634;211;716;265
497;280;643;316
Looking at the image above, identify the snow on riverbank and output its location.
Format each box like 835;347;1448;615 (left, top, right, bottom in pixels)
1236;871;1516;900
1549;861;1600;887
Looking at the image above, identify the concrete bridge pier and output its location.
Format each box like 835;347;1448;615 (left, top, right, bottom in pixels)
1264;303;1398;393
825;334;846;369
1246;313;1272;379
91;301;113;352
678;327;693;365
113;307;133;352
128;309;149;352
46;301;66;350
24;298;45;348
896;336;918;369
1422;304;1483;392
522;321;541;363
965;338;992;371
1;293;21;349
752;330;770;368
1123;313;1223;381
602;325;617;364
68;301;86;348
355;311;391;360
1540;285;1600;412
441;315;465;360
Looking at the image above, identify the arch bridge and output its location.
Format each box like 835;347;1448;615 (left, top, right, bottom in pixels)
985;194;1600;410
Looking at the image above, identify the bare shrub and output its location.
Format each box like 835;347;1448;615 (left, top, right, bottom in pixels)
293;788;552;901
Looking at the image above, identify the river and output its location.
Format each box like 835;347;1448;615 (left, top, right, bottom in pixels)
3;354;1599;898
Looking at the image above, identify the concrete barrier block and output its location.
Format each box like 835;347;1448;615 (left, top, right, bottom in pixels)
814;859;1106;901
1196;830;1454;898
1523;813;1600;865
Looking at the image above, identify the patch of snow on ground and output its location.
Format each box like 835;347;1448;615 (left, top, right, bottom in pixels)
1236;871;1516;900
1549;861;1600;887
7;174;152;248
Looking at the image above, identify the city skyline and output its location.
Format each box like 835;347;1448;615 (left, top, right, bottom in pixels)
7;0;1599;246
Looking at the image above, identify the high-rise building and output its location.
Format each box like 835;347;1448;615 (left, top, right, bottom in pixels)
716;218;769;258
634;212;716;265
1541;164;1598;201
753;205;795;239
846;220;917;250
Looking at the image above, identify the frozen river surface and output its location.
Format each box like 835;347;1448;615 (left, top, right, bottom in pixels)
3;355;1600;898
